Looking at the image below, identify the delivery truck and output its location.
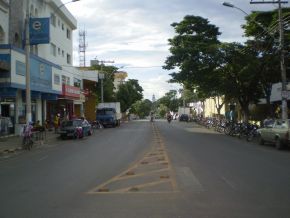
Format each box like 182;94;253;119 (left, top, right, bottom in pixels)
96;102;121;127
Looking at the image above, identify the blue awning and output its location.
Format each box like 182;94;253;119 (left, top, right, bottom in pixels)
22;90;41;99
0;87;17;97
41;93;58;101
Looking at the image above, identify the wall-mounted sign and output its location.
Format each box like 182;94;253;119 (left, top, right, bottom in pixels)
29;18;50;45
62;84;80;98
0;54;10;71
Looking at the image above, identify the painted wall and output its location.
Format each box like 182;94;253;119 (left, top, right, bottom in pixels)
204;97;226;118
0;0;9;44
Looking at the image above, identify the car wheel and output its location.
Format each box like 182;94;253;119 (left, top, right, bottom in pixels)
258;135;265;145
275;138;284;150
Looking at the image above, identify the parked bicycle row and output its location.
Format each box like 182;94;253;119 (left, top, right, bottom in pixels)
196;117;260;142
195;116;290;150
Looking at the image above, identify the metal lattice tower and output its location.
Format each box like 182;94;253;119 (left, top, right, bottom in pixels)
79;29;88;67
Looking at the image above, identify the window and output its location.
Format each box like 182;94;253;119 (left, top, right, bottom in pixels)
66;28;71;39
62;75;70;85
67;54;71;64
58;47;61;55
62;23;64;31
74;78;81;88
50;13;56;26
62;50;64;57
50;43;56;56
54;74;60;85
0;26;4;43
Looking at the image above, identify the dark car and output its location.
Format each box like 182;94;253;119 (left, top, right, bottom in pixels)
58;119;92;139
179;114;189;122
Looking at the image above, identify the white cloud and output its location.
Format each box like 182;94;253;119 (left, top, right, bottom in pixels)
65;0;289;99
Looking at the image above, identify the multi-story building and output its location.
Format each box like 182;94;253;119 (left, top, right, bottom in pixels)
0;0;9;45
0;0;98;135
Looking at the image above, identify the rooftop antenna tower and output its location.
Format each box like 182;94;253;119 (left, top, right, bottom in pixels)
79;28;88;67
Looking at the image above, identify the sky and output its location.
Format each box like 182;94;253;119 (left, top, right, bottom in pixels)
63;0;289;100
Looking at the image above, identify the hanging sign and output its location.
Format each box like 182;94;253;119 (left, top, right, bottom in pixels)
29;18;50;45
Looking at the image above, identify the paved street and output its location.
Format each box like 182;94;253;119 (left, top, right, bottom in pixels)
0;120;290;218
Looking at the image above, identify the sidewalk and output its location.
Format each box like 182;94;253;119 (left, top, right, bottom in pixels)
0;130;60;155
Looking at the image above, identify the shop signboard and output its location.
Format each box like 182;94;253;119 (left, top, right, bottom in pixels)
29;18;50;45
30;58;52;92
62;84;80;98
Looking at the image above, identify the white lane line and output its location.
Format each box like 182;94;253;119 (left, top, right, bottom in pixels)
220;176;236;190
38;155;48;161
175;167;204;192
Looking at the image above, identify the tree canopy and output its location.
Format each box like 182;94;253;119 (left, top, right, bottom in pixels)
116;79;143;113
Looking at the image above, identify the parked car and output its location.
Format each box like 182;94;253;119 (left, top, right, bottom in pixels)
58;119;92;139
179;114;189;122
257;119;290;149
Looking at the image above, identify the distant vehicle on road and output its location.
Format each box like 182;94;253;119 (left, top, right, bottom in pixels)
59;119;92;139
96;102;121;127
179;114;189;122
257;119;290;149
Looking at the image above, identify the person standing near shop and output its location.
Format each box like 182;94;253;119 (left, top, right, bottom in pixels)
54;114;60;133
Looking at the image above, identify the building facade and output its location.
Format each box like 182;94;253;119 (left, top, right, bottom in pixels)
0;0;97;135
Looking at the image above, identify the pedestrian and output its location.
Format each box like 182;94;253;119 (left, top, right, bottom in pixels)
263;116;273;127
54;114;60;133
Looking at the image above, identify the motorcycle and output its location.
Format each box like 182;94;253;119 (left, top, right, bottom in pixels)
167;115;172;123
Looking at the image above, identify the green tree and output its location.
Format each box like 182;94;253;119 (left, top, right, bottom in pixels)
163;15;221;91
157;90;179;112
116;79;143;113
130;99;152;118
219;42;263;121
90;64;118;103
242;9;290;115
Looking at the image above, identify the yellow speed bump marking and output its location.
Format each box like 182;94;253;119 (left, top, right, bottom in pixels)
87;123;178;194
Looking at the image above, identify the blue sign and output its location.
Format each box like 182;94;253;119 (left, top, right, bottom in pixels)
30;58;52;92
29;18;50;45
0;54;10;71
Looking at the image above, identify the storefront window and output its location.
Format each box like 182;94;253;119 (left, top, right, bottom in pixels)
74;78;81;88
54;74;60;85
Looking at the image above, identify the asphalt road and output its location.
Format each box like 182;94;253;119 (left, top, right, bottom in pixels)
0;120;290;218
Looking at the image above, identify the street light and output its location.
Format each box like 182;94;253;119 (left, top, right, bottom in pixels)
222;1;287;120
55;0;80;11
222;2;275;38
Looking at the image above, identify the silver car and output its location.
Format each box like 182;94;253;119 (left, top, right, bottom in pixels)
257;119;290;150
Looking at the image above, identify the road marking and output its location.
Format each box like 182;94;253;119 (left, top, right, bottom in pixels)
87;122;178;194
38;155;48;161
220;176;236;190
175;167;204;192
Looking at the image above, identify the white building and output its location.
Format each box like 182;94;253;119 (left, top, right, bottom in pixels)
0;0;9;44
0;0;97;135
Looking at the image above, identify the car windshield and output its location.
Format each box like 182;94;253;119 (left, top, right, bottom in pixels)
61;120;82;127
97;109;115;115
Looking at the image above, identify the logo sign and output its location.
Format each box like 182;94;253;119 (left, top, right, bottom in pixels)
32;21;41;30
29;18;50;45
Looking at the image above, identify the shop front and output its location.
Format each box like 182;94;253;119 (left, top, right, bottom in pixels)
57;84;80;120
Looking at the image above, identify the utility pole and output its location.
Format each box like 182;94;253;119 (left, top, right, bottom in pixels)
250;0;289;120
25;0;31;124
96;60;114;103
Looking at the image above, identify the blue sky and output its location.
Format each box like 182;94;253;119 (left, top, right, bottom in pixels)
63;0;288;100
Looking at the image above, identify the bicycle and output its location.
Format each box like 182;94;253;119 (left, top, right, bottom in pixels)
22;124;34;150
22;134;33;150
91;120;103;129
